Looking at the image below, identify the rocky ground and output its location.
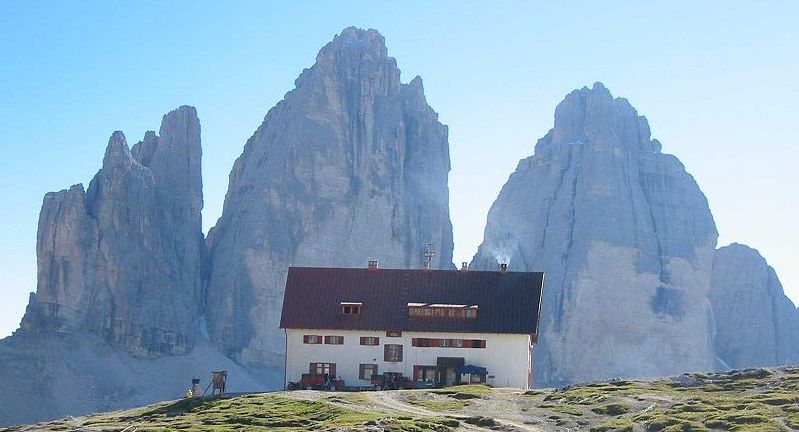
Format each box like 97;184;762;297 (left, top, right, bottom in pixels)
5;366;799;431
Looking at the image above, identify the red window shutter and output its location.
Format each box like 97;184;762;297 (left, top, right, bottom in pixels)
360;337;366;345
330;363;336;376
324;336;331;344
413;365;420;381
304;335;309;344
463;339;472;348
309;363;316;373
412;338;418;347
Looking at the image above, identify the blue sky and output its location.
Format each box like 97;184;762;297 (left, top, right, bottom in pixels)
1;1;797;337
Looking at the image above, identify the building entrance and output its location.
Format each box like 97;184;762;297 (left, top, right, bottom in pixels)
436;357;465;386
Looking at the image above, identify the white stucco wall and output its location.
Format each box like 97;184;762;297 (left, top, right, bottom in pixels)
284;329;532;389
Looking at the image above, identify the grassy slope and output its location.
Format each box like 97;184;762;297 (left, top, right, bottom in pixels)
5;367;799;431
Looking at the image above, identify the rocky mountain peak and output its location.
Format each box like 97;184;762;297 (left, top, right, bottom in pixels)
205;27;452;365
473;84;717;386
20;107;204;356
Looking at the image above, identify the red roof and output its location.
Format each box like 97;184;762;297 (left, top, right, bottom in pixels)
279;267;544;337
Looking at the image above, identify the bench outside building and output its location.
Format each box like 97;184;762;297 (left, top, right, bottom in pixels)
279;262;544;390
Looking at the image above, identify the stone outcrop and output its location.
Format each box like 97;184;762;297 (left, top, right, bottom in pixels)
472;83;719;386
205;27;453;365
709;243;799;369
20;106;204;356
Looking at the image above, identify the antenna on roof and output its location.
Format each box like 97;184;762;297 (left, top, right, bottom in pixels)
423;242;435;270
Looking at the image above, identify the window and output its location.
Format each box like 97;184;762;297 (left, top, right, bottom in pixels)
341;302;363;315
324;335;344;345
471;339;487;348
360;336;380;346
413;365;437;382
303;335;322;344
407;303;478;319
384;344;403;362
309;362;336;376
359;364;378;380
412;338;430;347
386;330;402;337
411;338;485;348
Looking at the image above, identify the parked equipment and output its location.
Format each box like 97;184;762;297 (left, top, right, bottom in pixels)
287;373;345;391
370;373;415;390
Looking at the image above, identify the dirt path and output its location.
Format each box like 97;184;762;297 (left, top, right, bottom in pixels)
288;389;544;431
365;391;546;432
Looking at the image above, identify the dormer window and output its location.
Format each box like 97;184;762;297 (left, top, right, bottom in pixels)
341;301;363;315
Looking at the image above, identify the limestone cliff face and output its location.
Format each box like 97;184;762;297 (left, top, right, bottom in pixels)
20;106;204;356
472;83;719;386
205;27;453;365
709;243;799;369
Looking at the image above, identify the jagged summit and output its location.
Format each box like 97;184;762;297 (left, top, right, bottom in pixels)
329;26;387;54
545;82;660;154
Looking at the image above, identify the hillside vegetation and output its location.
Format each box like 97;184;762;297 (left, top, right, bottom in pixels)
5;367;799;431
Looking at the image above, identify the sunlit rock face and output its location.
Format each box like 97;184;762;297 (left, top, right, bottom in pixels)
709;243;799;369
205;27;454;365
472;83;718;386
20;106;204;356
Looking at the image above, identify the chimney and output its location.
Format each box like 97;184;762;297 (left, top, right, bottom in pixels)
368;260;379;271
423;243;435;271
461;262;469;271
500;263;508;273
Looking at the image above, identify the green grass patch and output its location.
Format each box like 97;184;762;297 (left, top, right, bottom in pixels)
590;417;634;432
539;402;583;416
591;403;631;416
407;399;469;411
463;416;499;427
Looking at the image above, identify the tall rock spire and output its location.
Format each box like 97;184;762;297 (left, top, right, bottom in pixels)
472;83;718;386
21;106;204;356
205;27;453;364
